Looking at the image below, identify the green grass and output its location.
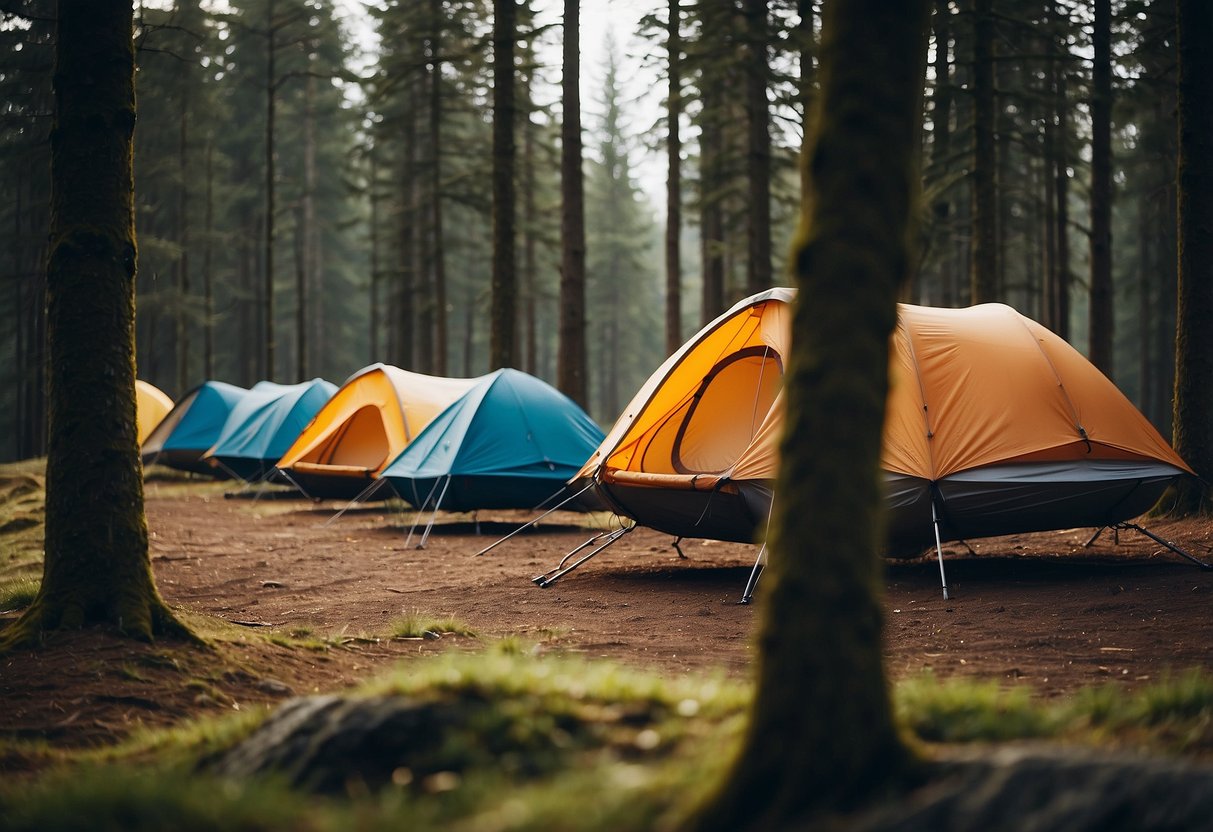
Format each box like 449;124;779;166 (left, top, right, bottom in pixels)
390;612;478;639
3;653;1213;832
0;460;47;580
0;576;40;611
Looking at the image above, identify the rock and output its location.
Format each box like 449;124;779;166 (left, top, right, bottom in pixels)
206;695;466;794
850;746;1213;832
255;678;294;696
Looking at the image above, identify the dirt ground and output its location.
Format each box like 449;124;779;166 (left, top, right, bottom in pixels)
4;479;1213;751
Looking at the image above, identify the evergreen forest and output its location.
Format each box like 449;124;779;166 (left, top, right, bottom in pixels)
0;0;1193;453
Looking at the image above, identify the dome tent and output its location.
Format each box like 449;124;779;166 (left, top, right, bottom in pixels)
202;378;337;482
380;368;604;516
546;288;1193;592
141;380;248;476
276;363;478;499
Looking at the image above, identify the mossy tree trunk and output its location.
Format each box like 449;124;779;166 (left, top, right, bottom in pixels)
557;0;587;405
665;0;683;356
1088;0;1114;374
489;0;517;371
686;0;928;828
970;0;997;304
1171;0;1213;515
2;0;190;649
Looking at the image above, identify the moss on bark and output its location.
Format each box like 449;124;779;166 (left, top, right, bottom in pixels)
1;0;193;651
685;1;929;828
1171;0;1213;517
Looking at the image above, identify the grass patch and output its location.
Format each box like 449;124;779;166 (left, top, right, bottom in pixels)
0;576;40;612
4;651;1213;832
0;460;46;580
390;612;477;639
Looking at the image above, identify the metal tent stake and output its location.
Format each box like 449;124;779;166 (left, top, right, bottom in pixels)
532;525;633;588
324;477;387;527
471;481;598;558
740;543;766;605
931;499;951;600
1097;521;1212;570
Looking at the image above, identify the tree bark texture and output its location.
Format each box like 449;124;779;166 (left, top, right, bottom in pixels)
970;0;997;303
428;0;448;375
1052;0;1071;341
687;0;928;827
743;0;772;296
557;0;587;403
490;0;517;371
1171;0;1213;514
665;0;682;356
264;0;278;381
3;0;189;648
1088;0;1114;373
930;0;953;307
700;82;726;324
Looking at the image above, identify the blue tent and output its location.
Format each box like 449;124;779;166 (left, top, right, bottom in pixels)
380;369;605;512
141;381;249;476
203;378;337;481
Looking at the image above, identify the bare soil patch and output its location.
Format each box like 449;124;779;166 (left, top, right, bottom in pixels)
4;480;1213;750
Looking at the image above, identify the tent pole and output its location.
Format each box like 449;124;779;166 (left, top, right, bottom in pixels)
532;525;633;588
1116;522;1213;570
740;543;766;605
672;537;686;558
324;477;387;527
1083;526;1107;547
404;477;444;549
277;467;315;500
740;491;777;603
930;498;951;600
471;481;598;557
417;476;452;548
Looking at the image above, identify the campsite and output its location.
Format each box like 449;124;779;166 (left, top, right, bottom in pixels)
7;0;1213;829
5;474;1213;800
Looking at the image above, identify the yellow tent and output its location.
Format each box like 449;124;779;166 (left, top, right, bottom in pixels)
135;379;174;445
574;289;1191;553
276;363;477;499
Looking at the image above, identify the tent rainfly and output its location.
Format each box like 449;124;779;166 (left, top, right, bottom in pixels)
276;363;478;499
380;368;604;521
141;380;249;475
202;378;337;482
135;380;174;445
545;288;1195;593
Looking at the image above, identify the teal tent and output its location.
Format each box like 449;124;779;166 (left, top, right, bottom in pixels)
380;369;604;513
141;381;249;476
203;379;337;481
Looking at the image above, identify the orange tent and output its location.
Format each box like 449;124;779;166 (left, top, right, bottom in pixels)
135;380;174;445
574;289;1190;554
276;363;477;499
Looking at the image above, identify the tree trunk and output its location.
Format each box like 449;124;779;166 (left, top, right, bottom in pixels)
264;0;277;381
369;142;380;361
1171;0;1213;514
665;0;682;356
970;0;997;303
429;0;448;375
297;70;317;381
557;0;587;402
700;82;726;323
176;82;190;393
1088;0;1114;373
1053;0;1071;341
743;0;772;296
3;0;190;649
490;0;517;371
688;2;928;827
203;135;215;379
931;0;953;307
522;57;538;375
